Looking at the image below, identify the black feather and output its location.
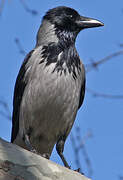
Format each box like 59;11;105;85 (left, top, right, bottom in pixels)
40;41;81;80
43;6;80;32
11;50;34;142
78;78;86;109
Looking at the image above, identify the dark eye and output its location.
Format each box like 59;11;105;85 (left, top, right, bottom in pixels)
68;14;73;19
69;15;73;18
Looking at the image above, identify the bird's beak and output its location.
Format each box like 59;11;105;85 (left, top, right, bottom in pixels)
76;16;104;29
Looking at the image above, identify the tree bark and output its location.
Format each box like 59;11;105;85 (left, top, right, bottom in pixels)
0;138;91;180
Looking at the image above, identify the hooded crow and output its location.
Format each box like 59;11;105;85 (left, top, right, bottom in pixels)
11;6;103;168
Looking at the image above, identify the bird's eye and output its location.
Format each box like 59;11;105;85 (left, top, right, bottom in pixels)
69;15;73;18
66;14;73;19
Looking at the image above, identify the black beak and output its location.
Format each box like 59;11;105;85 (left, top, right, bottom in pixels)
76;16;104;29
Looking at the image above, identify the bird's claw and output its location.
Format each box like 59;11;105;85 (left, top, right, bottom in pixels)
74;168;80;172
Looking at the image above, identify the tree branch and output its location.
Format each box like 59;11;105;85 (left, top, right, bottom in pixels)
86;50;123;73
118;175;123;180
70;133;82;172
19;0;38;16
0;138;90;180
14;38;26;55
87;88;123;99
0;99;11;120
70;128;93;177
0;0;5;16
76;128;93;178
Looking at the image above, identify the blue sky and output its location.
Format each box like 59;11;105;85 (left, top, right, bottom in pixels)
0;1;123;179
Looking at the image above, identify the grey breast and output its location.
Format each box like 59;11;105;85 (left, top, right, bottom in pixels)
18;46;82;155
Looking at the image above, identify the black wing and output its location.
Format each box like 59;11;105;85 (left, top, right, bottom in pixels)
78;63;86;109
78;78;86;109
11;50;34;142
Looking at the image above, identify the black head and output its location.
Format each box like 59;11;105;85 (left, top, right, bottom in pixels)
43;6;104;33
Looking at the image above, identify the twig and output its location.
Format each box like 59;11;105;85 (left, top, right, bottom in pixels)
118;175;123;180
14;38;26;55
78;130;93;149
86;50;123;73
0;0;5;16
87;88;123;99
0;100;11;120
70;128;93;177
119;44;123;48
76;128;93;177
70;133;82;172
19;0;38;16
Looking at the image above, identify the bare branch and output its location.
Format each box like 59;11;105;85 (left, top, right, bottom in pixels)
86;50;123;73
80;142;93;177
118;175;123;180
70;128;93;177
119;43;123;48
0;0;5;16
14;38;26;55
70;133;83;172
0;99;11;120
76;128;93;177
85;50;123;99
19;0;38;16
78;130;93;149
87;88;123;99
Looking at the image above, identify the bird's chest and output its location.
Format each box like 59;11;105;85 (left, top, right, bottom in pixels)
28;44;82;113
39;61;81;109
26;61;81;134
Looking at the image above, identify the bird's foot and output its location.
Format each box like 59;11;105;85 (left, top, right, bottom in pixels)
66;166;84;175
74;168;84;175
30;148;38;154
31;150;50;160
74;168;80;172
42;153;50;159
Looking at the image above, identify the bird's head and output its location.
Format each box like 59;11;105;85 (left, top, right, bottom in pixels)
36;6;104;47
43;6;104;33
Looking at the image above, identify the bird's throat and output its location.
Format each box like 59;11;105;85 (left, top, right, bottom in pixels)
40;42;81;80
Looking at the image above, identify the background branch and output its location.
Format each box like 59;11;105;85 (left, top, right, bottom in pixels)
119;176;123;180
87;88;123;99
85;50;123;73
14;38;26;55
0;99;11;120
0;0;5;16
19;0;38;16
70;128;93;178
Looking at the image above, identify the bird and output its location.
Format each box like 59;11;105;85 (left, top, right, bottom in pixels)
11;6;103;169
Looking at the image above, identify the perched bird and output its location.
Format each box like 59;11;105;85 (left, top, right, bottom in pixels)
11;6;103;168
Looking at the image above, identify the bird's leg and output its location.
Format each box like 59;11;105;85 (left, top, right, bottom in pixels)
56;137;70;169
56;136;82;173
24;134;37;153
24;134;50;159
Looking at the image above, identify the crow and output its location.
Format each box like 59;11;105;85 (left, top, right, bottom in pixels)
11;6;103;168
